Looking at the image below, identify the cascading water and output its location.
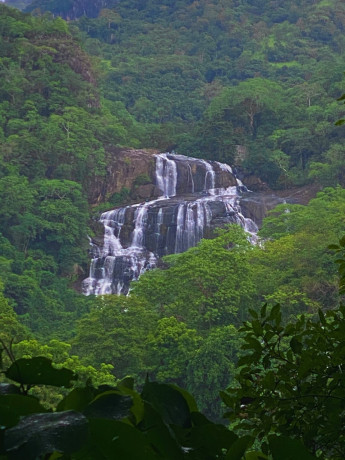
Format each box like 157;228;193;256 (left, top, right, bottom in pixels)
82;153;259;295
155;153;177;197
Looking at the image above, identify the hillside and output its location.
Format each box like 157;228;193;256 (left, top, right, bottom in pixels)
0;5;103;337
13;0;345;188
1;0;344;323
2;0;345;437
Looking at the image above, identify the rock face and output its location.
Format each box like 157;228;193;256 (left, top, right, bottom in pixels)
83;152;281;296
88;147;159;205
88;147;240;205
239;174;271;192
82;148;315;296
239;192;286;228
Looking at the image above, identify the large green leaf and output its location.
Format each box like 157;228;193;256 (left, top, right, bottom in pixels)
0;394;46;428
268;435;317;460
245;452;269;460
88;418;160;460
117;376;135;390
290;337;302;354
83;391;132;420
185;421;238;458
141;381;191;428
168;384;199;413
57;386;95;412
139;402;185;460
5;357;75;387
225;436;254;460
4;410;88;460
116;384;145;425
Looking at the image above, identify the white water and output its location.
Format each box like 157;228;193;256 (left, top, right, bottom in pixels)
131;203;149;248
155;153;178;197
83;153;258;295
200;159;216;194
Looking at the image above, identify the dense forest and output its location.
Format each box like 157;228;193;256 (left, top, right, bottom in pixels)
1;0;345;458
23;0;345;186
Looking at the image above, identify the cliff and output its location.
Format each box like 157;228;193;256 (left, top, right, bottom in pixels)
87;148;320;219
88;147;241;207
88;147;160;206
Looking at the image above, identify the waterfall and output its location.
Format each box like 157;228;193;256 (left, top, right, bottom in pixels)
131;204;149;248
82;153;258;295
187;164;195;193
101;208;126;255
155;153;177;197
199;159;216;194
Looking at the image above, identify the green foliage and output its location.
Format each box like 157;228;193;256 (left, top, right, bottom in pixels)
0;338;115;415
0;352;276;460
251;187;345;315
109;186;130;206
222;298;345;458
133;225;256;331
0;230;93;339
0;285;30;344
146;317;202;385
134;173;151;186
45;0;345;187
0;5;129;339
186;326;241;422
222;238;345;459
33;179;89;267
72;295;158;382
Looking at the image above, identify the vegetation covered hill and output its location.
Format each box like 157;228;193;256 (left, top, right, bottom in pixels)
2;233;345;459
1;1;345;453
16;0;345;188
0;4;120;337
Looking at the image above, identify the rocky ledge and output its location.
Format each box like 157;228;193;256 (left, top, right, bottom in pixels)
88;147;160;205
87;147;320;226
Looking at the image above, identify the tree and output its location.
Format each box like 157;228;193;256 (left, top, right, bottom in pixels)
205;78;285;137
251;188;345;313
186;325;241;422
72;295;158;382
222;298;345;459
146;316;202;387
133;225;256;331
309;143;345;187
0;283;29;345
33;179;89;272
9;338;115;409
41;107;106;183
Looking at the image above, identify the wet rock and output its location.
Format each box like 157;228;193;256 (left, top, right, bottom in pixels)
83;154;267;295
239;192;286;227
4;411;88;459
241;174;271;192
88;147;159;205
